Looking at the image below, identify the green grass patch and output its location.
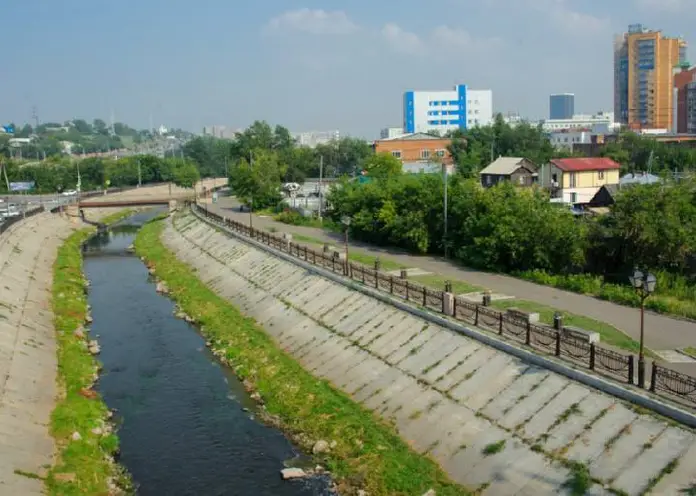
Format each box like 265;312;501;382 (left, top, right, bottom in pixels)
411;274;482;295
482;440;506;456
683;347;696;359
490;299;654;356
46;210;133;495
563;461;592;495
134;218;469;496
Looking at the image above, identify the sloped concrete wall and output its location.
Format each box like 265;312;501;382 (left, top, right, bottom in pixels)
164;212;696;496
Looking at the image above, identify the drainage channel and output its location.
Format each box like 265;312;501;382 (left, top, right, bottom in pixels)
82;211;331;495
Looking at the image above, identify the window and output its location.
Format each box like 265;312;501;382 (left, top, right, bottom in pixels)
570;192;578;204
598;171;605;180
420;149;431;159
475;109;479;114
436;149;446;157
391;150;402;159
569;172;576;187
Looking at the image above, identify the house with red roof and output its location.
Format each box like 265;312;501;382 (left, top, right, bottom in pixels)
540;157;621;205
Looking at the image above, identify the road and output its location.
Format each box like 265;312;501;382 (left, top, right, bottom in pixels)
204;194;696;374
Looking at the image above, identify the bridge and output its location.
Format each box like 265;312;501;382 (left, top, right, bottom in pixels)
78;199;174;208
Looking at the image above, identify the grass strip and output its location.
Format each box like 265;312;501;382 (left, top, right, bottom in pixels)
134;218;469;496
47;209;135;495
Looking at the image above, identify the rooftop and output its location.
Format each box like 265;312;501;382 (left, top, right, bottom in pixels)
377;132;448;142
550;157;621;172
480;157;535;175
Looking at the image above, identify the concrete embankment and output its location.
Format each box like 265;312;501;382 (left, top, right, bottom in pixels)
163;211;696;496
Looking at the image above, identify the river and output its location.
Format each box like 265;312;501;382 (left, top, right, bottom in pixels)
82;211;331;495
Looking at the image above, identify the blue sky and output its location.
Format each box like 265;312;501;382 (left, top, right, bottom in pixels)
2;0;694;137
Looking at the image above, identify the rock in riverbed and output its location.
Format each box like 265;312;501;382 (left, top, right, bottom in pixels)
281;468;307;480
156;281;169;294
312;440;330;454
88;340;101;355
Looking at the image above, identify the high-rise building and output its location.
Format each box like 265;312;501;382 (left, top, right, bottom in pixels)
403;85;493;135
673;63;696;133
614;24;687;130
549;94;575;120
292;130;340;148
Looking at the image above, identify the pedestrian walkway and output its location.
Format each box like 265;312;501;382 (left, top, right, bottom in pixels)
204;197;696;374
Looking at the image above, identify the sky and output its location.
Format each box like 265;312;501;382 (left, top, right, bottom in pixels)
2;0;695;138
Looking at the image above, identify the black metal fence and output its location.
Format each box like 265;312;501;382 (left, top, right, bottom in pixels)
192;204;696;410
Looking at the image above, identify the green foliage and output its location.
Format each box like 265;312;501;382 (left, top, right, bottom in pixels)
171;160;201;189
363;153;403;178
228;149;286;209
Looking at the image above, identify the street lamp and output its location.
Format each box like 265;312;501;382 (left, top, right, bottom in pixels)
342;215;351;275
629;269;657;388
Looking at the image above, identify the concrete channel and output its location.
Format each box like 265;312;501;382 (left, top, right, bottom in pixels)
164;210;696;496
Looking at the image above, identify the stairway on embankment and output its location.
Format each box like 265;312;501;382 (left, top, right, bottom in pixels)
164;211;696;496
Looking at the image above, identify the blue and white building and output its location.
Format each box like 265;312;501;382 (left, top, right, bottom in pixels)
403;85;493;135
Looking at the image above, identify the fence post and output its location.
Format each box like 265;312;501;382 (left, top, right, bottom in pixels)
474;306;479;326
650;362;657;392
361;267;365;284
374;269;379;289
498;314;504;335
390;276;394;294
312;251;316;264
589;344;596;370
628;355;635;385
422;286;427;307
525;321;531;346
555;331;561;356
304;246;308;261
406;281;410;300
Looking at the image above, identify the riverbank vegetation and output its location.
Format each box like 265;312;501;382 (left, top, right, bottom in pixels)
327;174;696;321
135;219;470;496
48;210;134;495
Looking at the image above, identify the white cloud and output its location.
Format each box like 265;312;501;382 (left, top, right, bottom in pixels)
263;9;359;36
381;23;426;55
381;24;503;58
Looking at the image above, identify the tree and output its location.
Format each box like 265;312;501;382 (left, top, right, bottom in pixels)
172;160;201;189
362;153;402;178
228;149;285;209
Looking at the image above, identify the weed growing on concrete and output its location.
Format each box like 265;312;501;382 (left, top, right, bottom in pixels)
482;440;506;456
14;469;43;480
47;210;135;496
643;458;679;494
547;402;582;434
135;219;470;496
563;461;592;495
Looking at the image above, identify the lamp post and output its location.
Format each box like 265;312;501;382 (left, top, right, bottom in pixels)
342;215;351;276
628;269;657;388
442;161;448;259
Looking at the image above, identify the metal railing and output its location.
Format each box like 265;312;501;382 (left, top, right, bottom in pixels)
191;203;696;410
0;207;45;235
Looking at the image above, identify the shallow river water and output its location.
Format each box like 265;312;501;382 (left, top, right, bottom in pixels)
83;211;330;495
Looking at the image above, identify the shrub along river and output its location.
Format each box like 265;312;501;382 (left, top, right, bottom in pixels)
82;211;331;495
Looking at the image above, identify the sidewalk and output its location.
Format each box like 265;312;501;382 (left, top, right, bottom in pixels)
204;197;696;372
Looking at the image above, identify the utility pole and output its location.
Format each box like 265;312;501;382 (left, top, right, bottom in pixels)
137;157;142;187
318;155;324;220
249;150;253;228
442;162;448;259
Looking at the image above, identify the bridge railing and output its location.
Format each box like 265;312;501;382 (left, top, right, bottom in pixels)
191;203;696;411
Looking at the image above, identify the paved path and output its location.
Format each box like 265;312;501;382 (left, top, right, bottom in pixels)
165;212;696;496
205;196;696;367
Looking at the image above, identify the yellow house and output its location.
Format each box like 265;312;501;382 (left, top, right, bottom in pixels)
542;158;621;204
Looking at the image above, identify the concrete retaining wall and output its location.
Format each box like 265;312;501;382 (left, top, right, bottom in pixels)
164;212;696;496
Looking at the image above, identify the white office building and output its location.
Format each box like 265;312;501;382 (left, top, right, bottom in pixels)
403;85;493;135
293;130;340;148
541;111;619;133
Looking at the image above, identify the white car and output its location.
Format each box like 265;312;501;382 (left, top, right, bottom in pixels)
62;190;77;196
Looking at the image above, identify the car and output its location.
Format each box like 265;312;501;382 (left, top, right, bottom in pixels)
62;190;77;196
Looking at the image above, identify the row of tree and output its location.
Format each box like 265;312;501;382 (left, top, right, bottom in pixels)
326;171;696;282
0;155;200;194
